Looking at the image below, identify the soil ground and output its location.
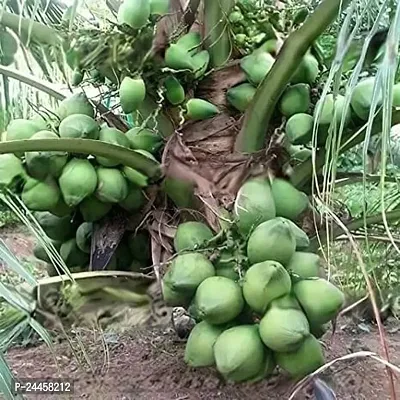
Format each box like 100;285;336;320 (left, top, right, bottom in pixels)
2;226;400;400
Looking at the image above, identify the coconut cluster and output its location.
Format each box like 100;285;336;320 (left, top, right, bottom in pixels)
0;93;157;275
163;177;345;382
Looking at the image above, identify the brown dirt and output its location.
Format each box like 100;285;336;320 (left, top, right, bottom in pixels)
6;322;400;400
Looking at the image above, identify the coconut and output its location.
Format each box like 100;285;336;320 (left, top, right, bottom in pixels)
174;221;214;252
96;127;131;167
242;260;291;315
60;238;90;268
21;177;60;211
119;184;145;212
247;218;296;265
279;84;310;117
293;278;345;325
234;177;276;235
184;321;224;367
59;159;98;207
350;77;381;120
259;300;310;352
314;94;351;128
286;251;322;278
162;281;192;307
275;334;325;379
0;154;26;188
286;113;314;145
214;325;266;382
35;211;77;241
79;195;112;222
57;93;95;120
25;130;68;180
278;218;310;250
193;277;244;325
33;240;62;263
58;114;100;139
240;50;275;86
163;252;215;298
76;222;93;254
271;178;309;221
95;167;128;203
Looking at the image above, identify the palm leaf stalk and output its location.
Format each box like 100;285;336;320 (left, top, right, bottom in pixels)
235;0;351;153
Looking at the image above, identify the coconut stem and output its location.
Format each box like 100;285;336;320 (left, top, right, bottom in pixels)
0;11;61;46
235;0;350;153
203;0;235;68
0;139;162;179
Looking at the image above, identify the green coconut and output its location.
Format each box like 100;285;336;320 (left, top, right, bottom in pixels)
6;119;43;157
173;221;214;252
277;218;310;250
314;94;351;128
164;44;194;71
35;211;77;241
57;93;95;120
192;50;210;79
60;238;90;268
125;127;162;154
119;77;146;113
21;177;60;211
95;167;128;203
290;53;319;84
58;114;99;139
234;177;276;235
59;159;98;207
122;166;148;187
164;76;185;105
275;334;325;379
350;77;381;120
184;321;224;367
163;252;215;298
162;281;192;307
289;145;312;162
193;276;244;325
76;222;93;254
185;99;219;121
6;119;43;142
50;196;74;217
117;0;150;29
293;278;345;325
119;184;145;212
0;154;26;188
176;31;201;54
33;240;62;263
279;84;310;117
79;195;112;222
214;325;266;382
96;127;131;167
259;301;310;352
286;113;314;145
247;218;296;265
242;260;291;315
286;251;322;278
226;83;257;112
271;178;309;221
240;51;274;86
25;130;68;180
